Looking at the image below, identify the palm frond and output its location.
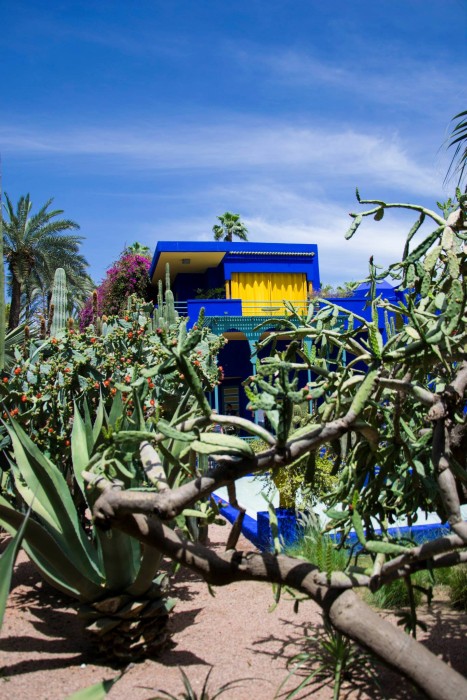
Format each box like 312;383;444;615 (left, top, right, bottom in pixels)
445;109;467;187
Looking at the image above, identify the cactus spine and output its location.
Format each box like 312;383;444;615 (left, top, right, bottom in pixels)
50;268;68;337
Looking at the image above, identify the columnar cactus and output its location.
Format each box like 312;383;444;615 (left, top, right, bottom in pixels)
152;264;179;330
50;268;68;337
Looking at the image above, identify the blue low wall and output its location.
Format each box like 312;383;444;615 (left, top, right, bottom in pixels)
212;495;262;549
213;497;453;554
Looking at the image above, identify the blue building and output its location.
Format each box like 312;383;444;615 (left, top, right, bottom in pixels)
149;241;320;418
149;240;403;420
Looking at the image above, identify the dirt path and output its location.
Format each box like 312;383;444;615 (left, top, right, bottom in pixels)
0;524;466;699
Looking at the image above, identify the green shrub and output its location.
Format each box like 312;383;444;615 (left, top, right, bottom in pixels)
365;570;432;610
446;564;467;611
279;616;378;700
285;513;348;574
0;295;224;476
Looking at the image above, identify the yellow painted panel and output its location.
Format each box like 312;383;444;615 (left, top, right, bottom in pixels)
231;272;307;315
270;273;307;315
231;273;270;315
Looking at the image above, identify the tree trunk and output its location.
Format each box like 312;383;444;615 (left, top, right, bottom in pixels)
327;589;467;700
8;274;22;330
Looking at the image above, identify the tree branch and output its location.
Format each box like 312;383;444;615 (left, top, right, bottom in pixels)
92;506;467;700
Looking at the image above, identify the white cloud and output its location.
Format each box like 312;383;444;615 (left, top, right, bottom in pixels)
0;119;442;197
133;180;439;287
235;45;461;115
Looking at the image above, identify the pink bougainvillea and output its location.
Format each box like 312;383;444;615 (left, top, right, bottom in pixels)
80;253;151;329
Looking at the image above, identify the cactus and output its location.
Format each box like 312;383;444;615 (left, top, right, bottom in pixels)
153;265;179;330
164;263;177;325
50;268;68;337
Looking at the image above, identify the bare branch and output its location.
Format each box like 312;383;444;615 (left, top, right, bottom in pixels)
90;409;360;522
140;441;169;489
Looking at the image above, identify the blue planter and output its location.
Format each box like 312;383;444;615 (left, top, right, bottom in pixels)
257;508;304;551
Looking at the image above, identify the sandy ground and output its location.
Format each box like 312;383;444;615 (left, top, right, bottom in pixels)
0;523;466;700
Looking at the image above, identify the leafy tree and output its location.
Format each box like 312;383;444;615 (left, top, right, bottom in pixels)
85;189;467;699
315;280;358;298
212;211;248;241
2;194;87;329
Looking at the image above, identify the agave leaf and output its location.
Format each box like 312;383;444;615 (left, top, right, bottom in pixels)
92;393;105;446
82;398;95;454
126;545;164;597
71;402;91;498
108;390;124;425
95;528;139;592
0;497;103;600
7;421;102;585
0;508;29;631
64;675;121;700
132;387;146;431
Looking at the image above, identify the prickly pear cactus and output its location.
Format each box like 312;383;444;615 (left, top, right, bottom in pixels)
50;268;68;337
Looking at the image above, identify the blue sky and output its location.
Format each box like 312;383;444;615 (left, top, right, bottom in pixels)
1;0;466;287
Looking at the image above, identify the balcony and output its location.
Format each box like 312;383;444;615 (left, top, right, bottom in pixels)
174;298;310;319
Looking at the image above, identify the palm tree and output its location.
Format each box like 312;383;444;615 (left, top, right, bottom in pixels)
3;194;87;329
125;241;152;258
212;212;248;242
445;109;467;189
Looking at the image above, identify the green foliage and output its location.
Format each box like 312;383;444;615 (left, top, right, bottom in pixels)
365;571;430;610
150;668;250;700
250;402;337;509
64;675;121;700
315;281;359;299
0;398;176;659
445;564;467;611
445;109;467;187
279;616;378;700
0;163;5;370
0;294;223;475
255;189;467;549
194;287;226;299
0;282;226;660
2;193;86;329
0;510;29;632
285;513;348;575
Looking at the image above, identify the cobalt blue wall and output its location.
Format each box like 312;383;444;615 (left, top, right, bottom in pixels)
174;266;225;301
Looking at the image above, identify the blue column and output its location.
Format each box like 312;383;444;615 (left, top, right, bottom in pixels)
248;337;259;423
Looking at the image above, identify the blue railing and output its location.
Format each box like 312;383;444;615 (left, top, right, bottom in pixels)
173;298;309;318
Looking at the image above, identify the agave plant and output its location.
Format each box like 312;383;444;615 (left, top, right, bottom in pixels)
0;397;175;662
150;668;251;700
